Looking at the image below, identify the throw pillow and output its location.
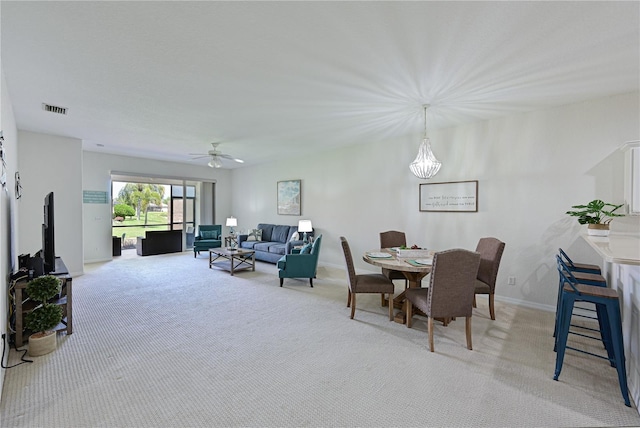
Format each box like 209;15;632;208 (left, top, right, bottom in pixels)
201;230;218;240
247;229;263;242
300;243;312;254
289;231;299;242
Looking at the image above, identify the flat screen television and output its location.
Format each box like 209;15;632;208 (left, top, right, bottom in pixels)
42;191;55;273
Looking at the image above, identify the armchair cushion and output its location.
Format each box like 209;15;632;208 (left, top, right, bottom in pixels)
300;243;312;254
200;230;219;240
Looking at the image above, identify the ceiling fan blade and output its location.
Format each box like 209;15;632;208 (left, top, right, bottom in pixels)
190;155;210;160
218;153;244;163
217;154;243;163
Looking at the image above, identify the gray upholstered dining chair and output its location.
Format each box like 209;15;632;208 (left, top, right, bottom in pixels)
340;236;395;321
472;237;506;320
379;230;408;288
405;249;481;352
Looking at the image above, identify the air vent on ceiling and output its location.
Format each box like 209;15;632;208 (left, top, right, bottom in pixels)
42;103;68;115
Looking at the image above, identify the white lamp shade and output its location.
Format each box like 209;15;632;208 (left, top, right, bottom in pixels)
226;217;237;227
298;220;313;232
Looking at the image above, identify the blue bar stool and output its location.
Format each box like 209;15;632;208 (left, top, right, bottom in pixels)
554;255;607;339
554;268;631;407
558;248;601;274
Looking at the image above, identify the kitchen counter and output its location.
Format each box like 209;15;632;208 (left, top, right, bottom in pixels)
582;232;640;413
582;233;640;265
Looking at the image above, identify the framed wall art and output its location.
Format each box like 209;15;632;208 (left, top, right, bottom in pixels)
419;180;478;212
277;179;301;215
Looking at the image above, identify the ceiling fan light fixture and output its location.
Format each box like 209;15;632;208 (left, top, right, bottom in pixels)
410;104;441;180
208;157;222;168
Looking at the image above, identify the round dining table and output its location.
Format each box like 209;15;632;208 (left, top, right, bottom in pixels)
363;249;434;323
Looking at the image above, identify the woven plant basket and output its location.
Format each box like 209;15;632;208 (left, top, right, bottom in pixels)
587;223;610;237
28;331;57;357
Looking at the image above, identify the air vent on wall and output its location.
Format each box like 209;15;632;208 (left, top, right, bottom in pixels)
42;103;68;115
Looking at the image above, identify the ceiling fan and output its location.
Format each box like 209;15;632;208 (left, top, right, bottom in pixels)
189;143;244;168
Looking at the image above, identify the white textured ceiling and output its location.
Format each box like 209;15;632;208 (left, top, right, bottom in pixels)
2;1;639;168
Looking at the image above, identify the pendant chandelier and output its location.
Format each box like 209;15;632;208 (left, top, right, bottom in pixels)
409;104;441;179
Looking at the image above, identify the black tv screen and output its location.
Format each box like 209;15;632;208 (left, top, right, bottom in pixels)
42;191;55;273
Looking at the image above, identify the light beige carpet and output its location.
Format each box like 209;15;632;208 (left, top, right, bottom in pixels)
1;251;639;427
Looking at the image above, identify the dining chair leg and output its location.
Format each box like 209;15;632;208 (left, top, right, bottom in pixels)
388;293;394;321
428;317;435;352
347;289;351;307
350;294;356;319
489;294;495;320
380;294;385;307
406;300;413;328
466;316;473;350
472;295;477;308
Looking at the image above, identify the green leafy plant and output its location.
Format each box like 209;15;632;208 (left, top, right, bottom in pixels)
25;304;63;335
566;199;624;225
25;275;63;335
113;203;135;219
26;275;61;301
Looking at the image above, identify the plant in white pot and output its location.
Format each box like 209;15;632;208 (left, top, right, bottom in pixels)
25;275;63;356
566;199;625;236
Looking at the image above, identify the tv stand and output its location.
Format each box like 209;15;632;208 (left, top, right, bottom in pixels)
13;257;72;348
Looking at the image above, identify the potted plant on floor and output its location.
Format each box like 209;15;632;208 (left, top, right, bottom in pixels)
566;199;624;236
25;275;63;356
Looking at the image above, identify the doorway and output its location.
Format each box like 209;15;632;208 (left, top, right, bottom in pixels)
111;177;200;255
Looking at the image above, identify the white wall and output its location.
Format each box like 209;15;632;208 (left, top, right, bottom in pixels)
231;92;640;311
17;131;83;276
81;151;234;263
1;64;20;402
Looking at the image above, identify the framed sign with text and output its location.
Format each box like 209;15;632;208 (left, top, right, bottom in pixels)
419;180;478;212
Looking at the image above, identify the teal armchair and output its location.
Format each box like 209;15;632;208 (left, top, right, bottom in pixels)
277;234;322;287
193;225;222;257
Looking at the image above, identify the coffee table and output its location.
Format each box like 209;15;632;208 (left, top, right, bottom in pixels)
209;248;255;275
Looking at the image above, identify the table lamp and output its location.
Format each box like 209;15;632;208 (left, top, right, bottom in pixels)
226;216;237;236
298;220;313;244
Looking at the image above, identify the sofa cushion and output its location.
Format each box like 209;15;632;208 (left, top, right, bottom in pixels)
268;243;287;255
272;225;291;243
240;241;257;250
253;242;272;252
289;231;299;242
257;224;274;242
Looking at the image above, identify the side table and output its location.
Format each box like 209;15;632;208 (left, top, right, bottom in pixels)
14;273;72;348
